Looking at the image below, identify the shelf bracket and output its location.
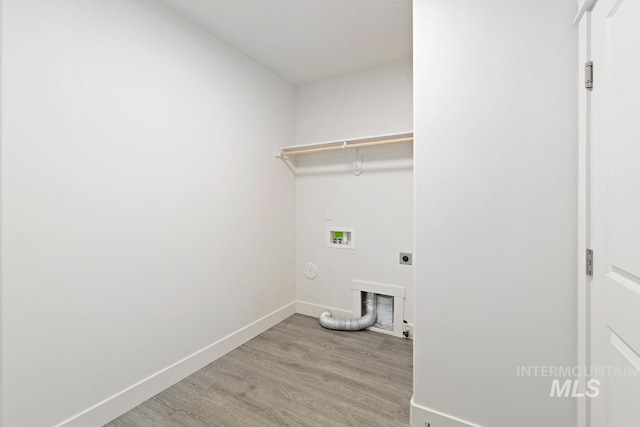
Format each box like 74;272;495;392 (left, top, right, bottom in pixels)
353;147;362;176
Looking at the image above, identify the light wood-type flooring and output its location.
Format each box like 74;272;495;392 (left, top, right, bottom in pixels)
106;314;413;427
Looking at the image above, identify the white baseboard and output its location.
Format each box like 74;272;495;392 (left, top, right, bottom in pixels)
55;301;297;427
295;300;353;318
410;396;482;427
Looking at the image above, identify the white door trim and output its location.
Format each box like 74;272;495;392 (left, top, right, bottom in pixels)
576;2;596;426
574;0;598;23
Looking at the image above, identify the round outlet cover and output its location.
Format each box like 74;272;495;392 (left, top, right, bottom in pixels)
304;263;318;279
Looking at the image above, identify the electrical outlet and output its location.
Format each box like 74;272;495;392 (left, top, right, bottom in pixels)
403;321;414;339
399;252;412;265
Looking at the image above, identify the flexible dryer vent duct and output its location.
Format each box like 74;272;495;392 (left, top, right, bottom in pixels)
319;292;377;331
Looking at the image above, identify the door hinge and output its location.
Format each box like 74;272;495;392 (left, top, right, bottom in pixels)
585;61;593;89
586;249;594;276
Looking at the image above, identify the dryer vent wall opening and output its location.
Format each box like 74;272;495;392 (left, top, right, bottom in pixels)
319;292;376;331
369;293;394;331
350;280;406;337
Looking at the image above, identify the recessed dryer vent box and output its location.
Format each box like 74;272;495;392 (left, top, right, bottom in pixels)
361;292;394;331
351;280;406;337
327;227;354;249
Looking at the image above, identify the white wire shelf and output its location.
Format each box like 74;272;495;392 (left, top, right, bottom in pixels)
275;131;413;158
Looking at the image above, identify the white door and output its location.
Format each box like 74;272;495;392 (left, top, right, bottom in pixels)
590;0;640;425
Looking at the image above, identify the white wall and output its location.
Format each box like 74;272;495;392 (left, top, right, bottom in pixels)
412;1;577;426
0;1;295;426
296;59;413;145
294;60;415;327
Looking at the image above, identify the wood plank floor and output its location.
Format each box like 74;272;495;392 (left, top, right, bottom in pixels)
106;314;413;427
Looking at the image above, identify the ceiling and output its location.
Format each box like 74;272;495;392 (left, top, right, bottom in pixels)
159;0;412;85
